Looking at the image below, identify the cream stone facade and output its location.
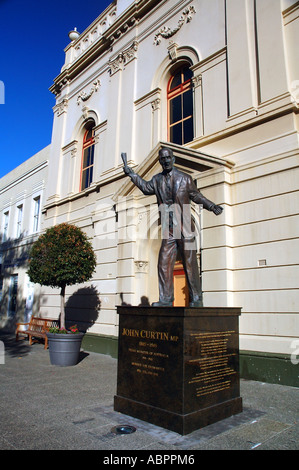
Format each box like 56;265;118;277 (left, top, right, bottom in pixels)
0;147;49;328
1;0;298;385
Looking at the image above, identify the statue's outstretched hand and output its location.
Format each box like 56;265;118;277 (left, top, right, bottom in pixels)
211;204;223;215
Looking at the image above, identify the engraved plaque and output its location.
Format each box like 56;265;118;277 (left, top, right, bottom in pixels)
116;315;183;413
114;307;242;435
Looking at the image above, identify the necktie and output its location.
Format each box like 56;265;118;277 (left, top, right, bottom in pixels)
164;173;173;205
163;173;174;230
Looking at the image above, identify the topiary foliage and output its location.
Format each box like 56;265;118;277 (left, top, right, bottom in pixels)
27;223;97;329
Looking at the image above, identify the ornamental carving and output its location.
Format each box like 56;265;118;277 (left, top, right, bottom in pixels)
108;41;138;76
77;79;101;105
122;40;138;64
54;98;68;116
153;6;196;45
109;54;124;75
192;74;202;88
134;260;149;273
151;98;161;111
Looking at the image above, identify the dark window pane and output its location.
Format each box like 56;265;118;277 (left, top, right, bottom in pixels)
168;65;194;145
169;71;182;90
169;95;182;124
81;148;94;189
81;169;88;190
88;145;94;167
83;146;94;169
82;149;89;168
88;148;92;168
170;122;182;145
183;67;193;82
88;166;93;186
183;89;193;118
81;122;95;191
183;117;194;144
81;167;93;190
85;129;93;141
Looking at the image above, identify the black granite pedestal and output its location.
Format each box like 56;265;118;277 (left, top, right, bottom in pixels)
114;306;242;435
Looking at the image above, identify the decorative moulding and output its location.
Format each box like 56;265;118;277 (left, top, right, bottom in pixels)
153;6;196;45
49;0;163;96
151;98;161;111
62;140;78;158
109;54;124;76
134;260;149;273
192;74;202;88
167;42;178;62
81;105;89;120
53;98;68;116
108;40;139;76
134;87;161;111
77;79;101;105
110;17;136;44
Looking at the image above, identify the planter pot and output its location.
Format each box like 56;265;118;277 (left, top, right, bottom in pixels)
46;332;85;366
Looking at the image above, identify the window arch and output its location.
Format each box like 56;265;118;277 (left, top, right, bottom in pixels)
80;120;95;191
167;65;194;145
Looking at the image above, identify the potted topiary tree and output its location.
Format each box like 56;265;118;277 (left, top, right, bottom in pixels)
27;223;97;366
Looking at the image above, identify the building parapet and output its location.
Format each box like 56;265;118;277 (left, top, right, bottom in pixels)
49;0;162;97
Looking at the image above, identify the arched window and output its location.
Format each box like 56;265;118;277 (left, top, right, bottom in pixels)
80;121;95;191
167;65;194;145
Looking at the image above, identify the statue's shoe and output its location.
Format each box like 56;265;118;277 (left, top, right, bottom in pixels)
151;301;173;307
189;300;203;307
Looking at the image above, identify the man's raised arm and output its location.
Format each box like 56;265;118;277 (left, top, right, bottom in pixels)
121;152;155;195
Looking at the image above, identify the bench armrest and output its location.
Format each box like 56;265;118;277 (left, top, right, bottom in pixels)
15;322;30;338
16;322;30;326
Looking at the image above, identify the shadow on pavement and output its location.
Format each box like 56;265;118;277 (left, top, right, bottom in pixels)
0;331;32;357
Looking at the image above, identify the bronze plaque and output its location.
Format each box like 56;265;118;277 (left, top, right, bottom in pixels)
114;307;242;435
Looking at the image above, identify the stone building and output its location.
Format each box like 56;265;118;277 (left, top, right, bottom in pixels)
1;0;298;385
0;147;49;328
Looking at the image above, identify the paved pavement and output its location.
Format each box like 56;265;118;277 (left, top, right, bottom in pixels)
0;331;298;453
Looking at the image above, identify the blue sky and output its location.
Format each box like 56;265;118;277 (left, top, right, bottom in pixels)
0;0;111;179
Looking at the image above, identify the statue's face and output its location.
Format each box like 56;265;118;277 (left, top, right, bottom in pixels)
159;149;175;173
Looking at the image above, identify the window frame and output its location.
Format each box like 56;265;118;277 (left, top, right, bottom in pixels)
16;204;23;238
2;211;9;242
167;65;194;145
80;126;95;191
32;196;41;233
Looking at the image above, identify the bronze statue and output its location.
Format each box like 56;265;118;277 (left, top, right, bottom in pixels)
122;147;223;307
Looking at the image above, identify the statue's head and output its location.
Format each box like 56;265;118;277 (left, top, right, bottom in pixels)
159;147;175;173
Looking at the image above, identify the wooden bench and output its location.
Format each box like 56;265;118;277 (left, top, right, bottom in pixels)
15;316;59;349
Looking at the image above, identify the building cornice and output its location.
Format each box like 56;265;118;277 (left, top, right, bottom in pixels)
190;99;299;151
49;0;162;96
0;160;48;195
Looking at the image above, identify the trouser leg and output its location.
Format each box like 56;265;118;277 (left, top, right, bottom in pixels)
157;237;177;303
178;238;202;303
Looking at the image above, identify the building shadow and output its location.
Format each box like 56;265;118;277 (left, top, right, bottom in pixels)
139;296;150;306
119;293;151;307
0;330;31;357
65;285;101;333
120;292;131;306
0;233;36;330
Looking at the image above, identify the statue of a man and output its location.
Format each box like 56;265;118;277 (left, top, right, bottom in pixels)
122;147;223;307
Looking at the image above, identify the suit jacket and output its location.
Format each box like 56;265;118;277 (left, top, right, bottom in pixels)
130;167;214;239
